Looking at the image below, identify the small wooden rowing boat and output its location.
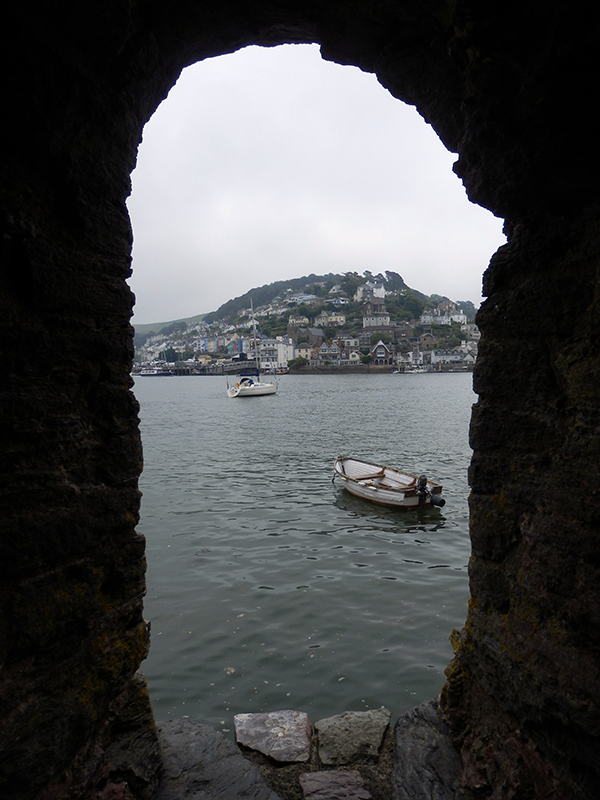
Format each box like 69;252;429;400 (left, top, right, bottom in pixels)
333;455;445;509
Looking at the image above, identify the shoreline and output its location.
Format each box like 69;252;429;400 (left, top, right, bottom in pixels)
135;365;474;377
286;365;473;375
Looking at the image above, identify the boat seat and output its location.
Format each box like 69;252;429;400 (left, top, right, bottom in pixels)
352;470;385;481
379;480;404;490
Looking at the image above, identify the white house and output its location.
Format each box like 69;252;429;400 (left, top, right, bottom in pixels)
314;311;346;327
430;348;475;365
338;336;360;350
313;341;341;364
354;281;386;302
257;336;295;371
289;292;320;305
461;323;481;340
295;344;313;361
420;300;467;326
288;314;310;326
363;313;390;327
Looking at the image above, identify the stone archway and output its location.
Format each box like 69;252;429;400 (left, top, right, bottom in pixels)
1;3;599;799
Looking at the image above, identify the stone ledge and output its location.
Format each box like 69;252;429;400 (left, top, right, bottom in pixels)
153;720;280;800
149;700;464;800
234;708;390;768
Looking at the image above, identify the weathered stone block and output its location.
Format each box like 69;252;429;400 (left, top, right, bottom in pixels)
315;707;390;766
299;770;371;800
234;710;312;763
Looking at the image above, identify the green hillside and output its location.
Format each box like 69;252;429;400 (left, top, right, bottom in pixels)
133;271;478;338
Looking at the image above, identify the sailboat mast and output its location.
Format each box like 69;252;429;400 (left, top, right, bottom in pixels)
251;298;259;375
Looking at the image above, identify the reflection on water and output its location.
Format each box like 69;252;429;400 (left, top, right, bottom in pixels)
332;488;448;527
135;372;473;735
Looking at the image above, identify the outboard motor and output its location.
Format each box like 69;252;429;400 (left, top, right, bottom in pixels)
417;474;428;505
417;474;446;507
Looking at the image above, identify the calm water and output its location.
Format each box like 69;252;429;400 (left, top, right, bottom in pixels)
135;372;474;736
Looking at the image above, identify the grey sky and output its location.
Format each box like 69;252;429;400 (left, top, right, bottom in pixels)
127;44;505;325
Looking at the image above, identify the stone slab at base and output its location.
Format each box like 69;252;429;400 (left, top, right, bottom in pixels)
234;710;312;763
153;719;281;800
392;700;464;800
315;707;391;766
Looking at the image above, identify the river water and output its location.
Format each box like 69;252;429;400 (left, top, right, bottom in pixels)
134;372;474;736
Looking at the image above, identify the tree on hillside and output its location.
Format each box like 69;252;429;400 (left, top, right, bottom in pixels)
340;272;363;297
429;294;448;304
370;332;391;345
456;300;478;321
384;271;408;291
288;356;308;369
260;319;273;337
399;292;425;320
134;330;156;348
294;303;314;320
162;321;187;336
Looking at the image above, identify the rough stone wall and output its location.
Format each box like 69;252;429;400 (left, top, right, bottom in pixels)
1;2;599;799
442;216;600;798
1;4;163;796
436;7;600;798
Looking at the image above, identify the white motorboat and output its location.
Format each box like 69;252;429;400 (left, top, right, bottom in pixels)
333;455;445;509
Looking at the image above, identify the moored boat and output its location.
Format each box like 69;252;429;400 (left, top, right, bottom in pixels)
227;374;277;398
138;368;174;376
227;299;278;398
333;455;445;509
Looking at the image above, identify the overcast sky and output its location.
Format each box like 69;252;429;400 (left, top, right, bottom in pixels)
127;43;505;325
